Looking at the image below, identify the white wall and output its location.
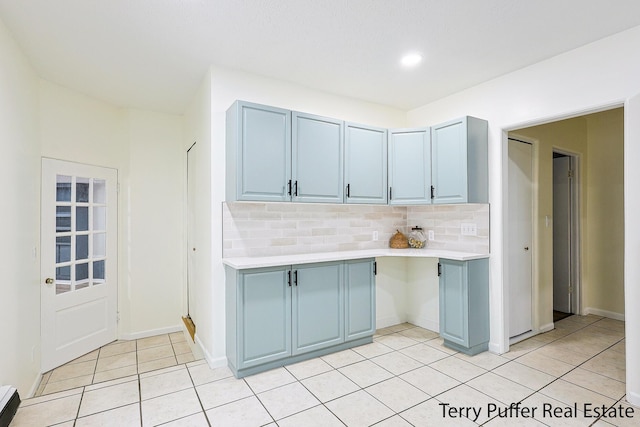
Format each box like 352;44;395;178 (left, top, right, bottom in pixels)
0;16;41;395
125;109;185;336
375;258;409;328
585;109;625;317
405;258;440;331
39;83;186;340
183;73;214;360
407;25;640;405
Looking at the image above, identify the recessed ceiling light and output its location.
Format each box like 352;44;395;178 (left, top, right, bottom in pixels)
401;53;423;68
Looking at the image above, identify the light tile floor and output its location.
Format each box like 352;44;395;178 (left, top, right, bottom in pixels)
11;315;635;426
32;331;198;398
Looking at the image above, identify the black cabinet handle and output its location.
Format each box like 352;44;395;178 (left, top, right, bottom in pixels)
373;262;377;275
294;270;298;286
346;184;350;198
438;263;442;276
294;181;298;197
431;185;435;199
288;270;292;287
287;180;292;196
389;187;392;200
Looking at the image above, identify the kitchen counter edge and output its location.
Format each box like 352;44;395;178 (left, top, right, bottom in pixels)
222;249;489;269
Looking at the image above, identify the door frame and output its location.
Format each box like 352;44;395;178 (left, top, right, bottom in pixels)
552;148;582;316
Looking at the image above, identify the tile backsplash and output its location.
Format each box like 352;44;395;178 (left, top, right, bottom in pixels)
223;202;489;257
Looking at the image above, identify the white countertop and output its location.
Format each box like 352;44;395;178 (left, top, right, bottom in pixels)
222;248;489;269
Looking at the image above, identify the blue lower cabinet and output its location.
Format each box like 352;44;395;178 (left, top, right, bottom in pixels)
226;266;292;371
225;259;375;378
293;262;344;354
345;259;376;340
439;258;489;355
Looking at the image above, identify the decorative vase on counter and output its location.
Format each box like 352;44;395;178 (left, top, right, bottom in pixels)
408;226;427;249
389;230;409;249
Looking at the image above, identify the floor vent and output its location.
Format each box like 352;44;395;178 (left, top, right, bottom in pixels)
0;386;20;427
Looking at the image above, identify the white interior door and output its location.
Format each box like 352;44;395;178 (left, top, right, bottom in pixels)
508;139;533;338
41;158;118;372
553;155;572;313
187;143;197;323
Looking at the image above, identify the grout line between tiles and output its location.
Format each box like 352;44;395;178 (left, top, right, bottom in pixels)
17;317;626;427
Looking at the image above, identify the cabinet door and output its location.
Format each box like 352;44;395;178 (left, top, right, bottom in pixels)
238;266;291;368
344;124;387;204
432;118;468;204
292;262;344;354
439;259;468;347
292;113;344;203
344;259;376;340
230;102;292;202
388;128;431;205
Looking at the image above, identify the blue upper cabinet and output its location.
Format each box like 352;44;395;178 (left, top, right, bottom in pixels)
226;101;292;202
388;128;432;205
344;123;388;204
292;112;344;203
431;117;488;204
226;101;487;206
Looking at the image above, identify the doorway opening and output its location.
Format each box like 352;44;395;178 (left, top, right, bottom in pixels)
507;106;624;341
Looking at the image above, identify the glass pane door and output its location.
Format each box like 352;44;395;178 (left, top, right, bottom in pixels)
55;175;108;294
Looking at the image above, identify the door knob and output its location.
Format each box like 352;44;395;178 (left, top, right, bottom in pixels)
45;278;54;284
524;247;529;251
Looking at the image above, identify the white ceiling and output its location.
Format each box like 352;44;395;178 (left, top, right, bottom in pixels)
1;0;640;114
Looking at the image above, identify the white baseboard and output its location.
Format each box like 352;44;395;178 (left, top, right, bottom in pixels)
376;315;407;330
27;373;43;398
627;391;640;407
510;330;538;345
539;322;555;332
194;335;227;369
488;341;503;355
405;315;439;333
583;307;625;321
119;324;183;341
